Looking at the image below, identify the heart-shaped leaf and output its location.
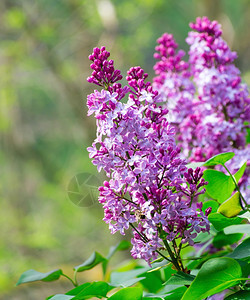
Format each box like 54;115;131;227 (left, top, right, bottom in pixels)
110;267;149;286
203;152;235;167
108;287;142;300
227;237;250;260
72;281;113;299
74;252;106;272
52;282;115;299
16;269;62;286
208;213;243;231
106;240;130;260
65;283;91;296
181;257;242;300
224;224;250;235
164;271;195;286
234;162;247;182
212;231;243;248
217;192;242;217
140;269;163;293
143;286;187;299
203;170;235;202
238;211;250;221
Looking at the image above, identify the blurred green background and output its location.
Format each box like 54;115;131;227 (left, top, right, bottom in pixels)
0;0;250;298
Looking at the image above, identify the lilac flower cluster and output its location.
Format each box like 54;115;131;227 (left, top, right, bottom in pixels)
153;33;195;125
154;17;250;197
87;47;210;265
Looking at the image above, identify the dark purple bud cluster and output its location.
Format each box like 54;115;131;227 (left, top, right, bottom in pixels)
126;66;150;93
154;33;189;76
87;46;123;88
181;167;208;199
187;16;237;67
189;16;222;37
184;167;207;187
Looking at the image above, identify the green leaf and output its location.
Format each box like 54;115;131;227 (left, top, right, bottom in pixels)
117;277;147;288
212;231;243;248
143;286;187;299
140;270;163;293
224;224;250;235
162;264;177;283
49;295;74;300
234;162;247;183
72;281;113;299
225;290;250;300
110;267;149;286
217;192;242;217
246;125;250;144
162;287;187;299
74;252;106;272
181;257;242;300
16;269;62;286
237;260;250;279
203;170;235;202
65;283;91;296
208;213;243;231
238;211;250;221
227;237;250;260
65;281;114;298
164;271;195;286
142;296;164;299
106;240;130;260
108;287;143;300
203;152;235;167
187;250;229;271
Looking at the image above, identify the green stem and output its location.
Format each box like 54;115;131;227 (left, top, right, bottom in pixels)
156;250;172;263
223;163;249;212
73;270;78;287
172;240;185;272
61;273;78;287
130;223;148;243
189;195;194;208
162;239;181;271
177;240;183;258
114;191;136;205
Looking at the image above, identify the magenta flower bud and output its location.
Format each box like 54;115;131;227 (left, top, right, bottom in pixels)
197;202;203;209
104;181;110;187
205;207;212;216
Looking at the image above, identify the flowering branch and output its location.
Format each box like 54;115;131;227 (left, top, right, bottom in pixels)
86;46;210;269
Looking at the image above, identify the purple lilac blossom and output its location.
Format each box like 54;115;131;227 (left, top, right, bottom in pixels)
87;47;210;265
153;17;250;199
